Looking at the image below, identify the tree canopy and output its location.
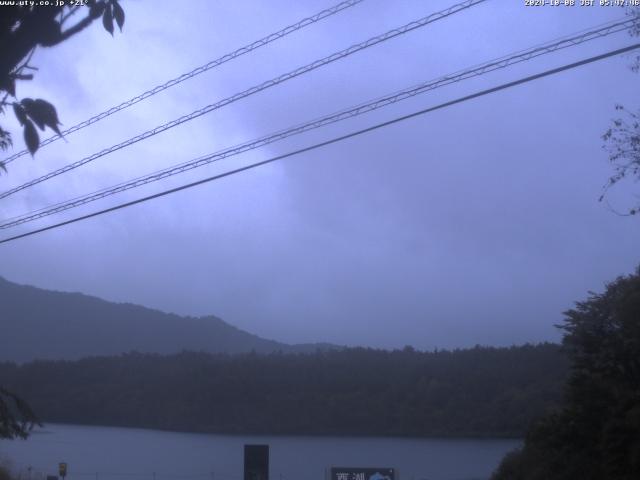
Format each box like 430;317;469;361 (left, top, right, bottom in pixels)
600;8;640;215
0;0;125;167
492;267;640;480
0;387;39;439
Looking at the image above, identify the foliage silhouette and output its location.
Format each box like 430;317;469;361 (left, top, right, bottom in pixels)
0;0;125;163
0;344;566;438
0;387;39;440
492;267;640;480
0;1;125;439
601;8;640;215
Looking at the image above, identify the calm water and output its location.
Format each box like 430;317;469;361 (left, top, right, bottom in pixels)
0;424;520;480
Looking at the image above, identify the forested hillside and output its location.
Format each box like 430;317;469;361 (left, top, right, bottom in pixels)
0;344;567;438
0;276;333;361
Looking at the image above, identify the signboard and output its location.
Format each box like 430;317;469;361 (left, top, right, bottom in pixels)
58;463;67;479
330;468;394;480
244;444;269;480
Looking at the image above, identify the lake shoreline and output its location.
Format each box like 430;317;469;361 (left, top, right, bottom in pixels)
2;423;521;480
29;421;525;441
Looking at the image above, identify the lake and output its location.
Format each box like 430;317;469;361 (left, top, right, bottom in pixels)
0;424;520;480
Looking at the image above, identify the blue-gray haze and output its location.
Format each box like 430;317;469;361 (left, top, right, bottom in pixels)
1;0;638;349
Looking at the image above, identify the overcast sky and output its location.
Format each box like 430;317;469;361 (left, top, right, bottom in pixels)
1;0;639;350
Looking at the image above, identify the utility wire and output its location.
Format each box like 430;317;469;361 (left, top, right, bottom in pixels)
1;0;365;166
1;42;638;245
0;0;487;200
0;17;634;229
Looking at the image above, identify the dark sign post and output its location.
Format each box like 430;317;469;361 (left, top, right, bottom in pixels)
330;468;394;480
244;445;269;480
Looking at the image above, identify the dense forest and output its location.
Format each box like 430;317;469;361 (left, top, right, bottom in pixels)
0;344;566;438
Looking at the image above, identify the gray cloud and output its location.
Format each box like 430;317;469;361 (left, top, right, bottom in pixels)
1;0;639;349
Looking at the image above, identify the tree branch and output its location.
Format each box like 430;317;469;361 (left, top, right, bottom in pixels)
57;12;99;44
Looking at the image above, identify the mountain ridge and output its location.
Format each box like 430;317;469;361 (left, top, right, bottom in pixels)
0;276;338;362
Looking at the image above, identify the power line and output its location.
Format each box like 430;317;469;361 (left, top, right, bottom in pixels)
1;42;638;246
0;0;487;200
0;17;634;230
1;0;365;166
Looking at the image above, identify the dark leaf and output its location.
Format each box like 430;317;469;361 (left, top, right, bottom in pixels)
102;5;114;35
20;97;34;109
13;103;28;126
21;98;63;135
113;1;125;31
32;99;63;136
23;119;39;155
90;1;106;19
22;98;45;130
0;161;6;173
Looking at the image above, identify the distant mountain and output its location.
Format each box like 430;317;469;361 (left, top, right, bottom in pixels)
0;276;336;362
